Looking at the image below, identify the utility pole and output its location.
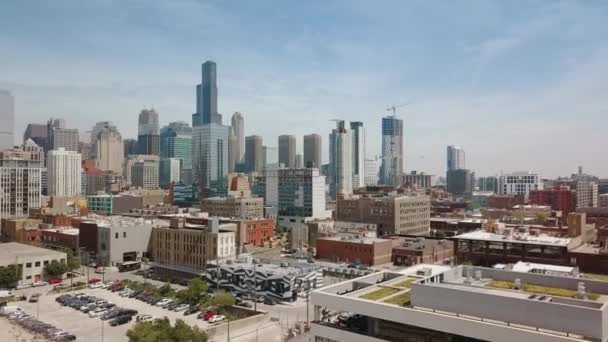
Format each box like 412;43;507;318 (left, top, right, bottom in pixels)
253;262;257;312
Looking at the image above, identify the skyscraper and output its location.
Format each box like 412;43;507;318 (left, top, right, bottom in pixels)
138;109;160;156
447;145;466;171
262;146;278;168
0;90;15;149
94;125;124;175
131;158;160;189
245;135;263;173
380;115;403;187
90;121;116;156
364;158;380;186
193;61;222;126
23;124;48;152
0;140;43;219
160;122;193;184
47;148;82;197
447;169;475;198
350;122;365;188
123;139;138;157
303;134;322;169
192;123;230;198
329;120;353;198
278;135;296;168
228;132;238;174
231;112;245;162
160;158;181;188
47;118;79;152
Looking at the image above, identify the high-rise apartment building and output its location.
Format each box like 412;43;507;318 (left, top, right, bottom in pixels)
192;123;230;198
498;171;543;200
137;109;160;156
0;140;43;220
123;139;138;157
278;135;296;168
380;115;403;187
160;122;192;184
447;145;466;171
447;169;475;198
245;135;263;173
227;131;238;174
131;158;160;189
329;120;352;198
193;61;222;126
23;124;48;152
478;176;499;193
47;118;78;152
159;158;181;188
0;90;15;150
364;158;380;186
404;171;435;190
231;112;244;162
295;154;304;168
575;180;598;209
93;124;123;174
123;155;159;185
47;148;82;197
350;121;365;189
262;146;278;168
303;134;322;169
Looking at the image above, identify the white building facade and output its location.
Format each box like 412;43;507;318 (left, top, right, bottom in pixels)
498;171;543;199
329;120;353;198
47;148;82;197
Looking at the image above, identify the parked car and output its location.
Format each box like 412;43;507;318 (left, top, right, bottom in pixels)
32;281;49;287
208;314;225;323
156;298;172;307
88;278;102;284
183;306;199;316
49;279;62;285
16;284;31;290
101;281;114;289
28;294;41;303
264;297;276;305
88;282;103;289
174;304;189;312
109;315;132;326
95;268;105;274
201;311;216;321
136;314;153;322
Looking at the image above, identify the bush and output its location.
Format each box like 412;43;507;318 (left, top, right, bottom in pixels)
127;318;208;342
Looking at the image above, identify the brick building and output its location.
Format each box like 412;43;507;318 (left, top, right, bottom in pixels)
315;235;393;266
486;194;525;209
391;237;454;266
529;186;576;216
0;218;42;244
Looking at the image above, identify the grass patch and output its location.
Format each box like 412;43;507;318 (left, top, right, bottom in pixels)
583;274;608;282
359;287;400;301
487;281;600;300
383;292;411;306
393;278;416;288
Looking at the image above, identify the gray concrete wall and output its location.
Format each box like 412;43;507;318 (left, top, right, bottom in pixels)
411;282;604;340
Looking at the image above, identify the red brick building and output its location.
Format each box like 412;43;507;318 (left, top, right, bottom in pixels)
315;236;393;266
486;194;525;209
529;186;575;216
242;219;274;247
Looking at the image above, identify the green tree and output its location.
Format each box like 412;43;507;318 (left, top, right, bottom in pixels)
127;318;207;342
176;278;209;306
45;260;67;277
158;283;175;297
66;250;80;273
0;265;21;287
211;290;236;310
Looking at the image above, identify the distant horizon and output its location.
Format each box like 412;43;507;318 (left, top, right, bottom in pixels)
1;1;607;178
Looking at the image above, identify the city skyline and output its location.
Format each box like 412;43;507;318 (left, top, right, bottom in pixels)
1;1;608;178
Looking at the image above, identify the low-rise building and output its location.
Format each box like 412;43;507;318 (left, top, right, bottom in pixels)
0;218;43;244
391;237;454;266
39;227;80;253
201;174;265;219
0;242;67;286
316;235;393;266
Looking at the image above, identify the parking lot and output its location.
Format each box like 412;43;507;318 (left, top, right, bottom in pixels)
15;287;215;342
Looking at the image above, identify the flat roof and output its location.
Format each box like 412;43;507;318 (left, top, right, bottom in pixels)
0;242;66;264
43;228;79;235
509;261;576;274
397;263;452;277
453;230;571;247
319;236;390;244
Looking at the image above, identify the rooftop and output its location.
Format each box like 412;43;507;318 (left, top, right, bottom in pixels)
0;242;66;262
319;235;390;244
453;229;572;247
43;228;80;235
84;214;169;228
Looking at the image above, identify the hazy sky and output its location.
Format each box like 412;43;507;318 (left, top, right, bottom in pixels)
1;1;607;178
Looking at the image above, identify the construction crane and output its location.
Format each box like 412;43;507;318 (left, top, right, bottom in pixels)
386;102;409;116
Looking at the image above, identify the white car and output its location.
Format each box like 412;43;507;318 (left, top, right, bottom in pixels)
88;282;103;289
136;314;154;322
89;308;108;318
101;281;114;289
174;304;189;312
208;315;225;323
119;289;133;297
32;281;49;287
156;298;172;307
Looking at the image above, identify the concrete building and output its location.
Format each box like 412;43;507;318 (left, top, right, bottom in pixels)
278;134;296;168
575;180;599;209
498;171;543;200
46;118;79;153
392;237;454;266
316;235;393;266
201;174;264;219
160;121;192;184
311;263;608;342
478;176;499;193
380;115;403;187
227;131;238;174
79;215;161;266
159;158;181;188
336;194;431;237
193;61;222;126
446;145;465;171
123;154;158;185
0;242;67;286
599;194;608;208
47;148;82;197
245;135;263;173
23;123;48;152
329;120;353;198
262;146;278;168
81;160;113;195
0;218;42;244
446;169;475;198
303;134;322;169
0;90;14;150
404;171;435;190
295;154;304;169
0;140;43;222
192;123;230;198
350;122;365;189
131;157;159;189
231;112;244;162
93;124;123;174
364;158;380;186
150;218;236;278
137;109;160;156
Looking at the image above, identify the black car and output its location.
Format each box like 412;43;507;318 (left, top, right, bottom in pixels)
263;298;276;305
109;315;132;326
183;306;199;316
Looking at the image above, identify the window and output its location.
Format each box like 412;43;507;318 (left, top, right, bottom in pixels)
123;232;127;238
26;276;32;280
35;261;40;267
115;232;119;239
43;260;49;266
26;262;32;268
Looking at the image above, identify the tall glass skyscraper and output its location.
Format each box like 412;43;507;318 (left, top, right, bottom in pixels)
380;115;403;187
193;61;222;126
0;90;14;150
138;109;160;156
192;123;230;198
160;121;193;184
350;121;365;188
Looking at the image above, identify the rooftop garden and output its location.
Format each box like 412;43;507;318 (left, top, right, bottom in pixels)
393;278;416;289
487;280;600;301
383;291;411;306
359;287;400;301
